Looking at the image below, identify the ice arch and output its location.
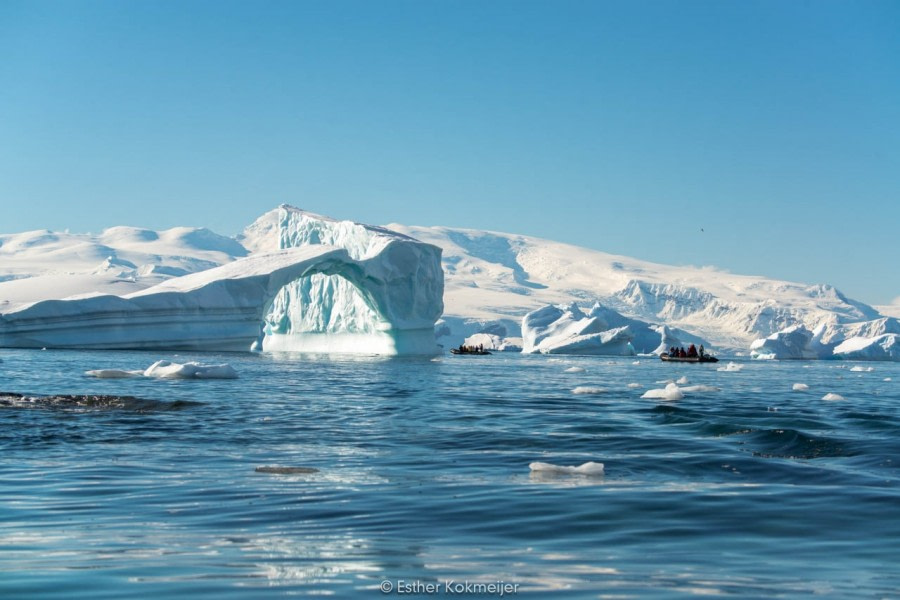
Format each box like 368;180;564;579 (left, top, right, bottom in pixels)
0;234;444;355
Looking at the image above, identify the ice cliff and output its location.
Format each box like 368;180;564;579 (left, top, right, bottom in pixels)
0;208;444;354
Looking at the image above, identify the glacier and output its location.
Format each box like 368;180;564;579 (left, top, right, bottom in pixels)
0;209;444;355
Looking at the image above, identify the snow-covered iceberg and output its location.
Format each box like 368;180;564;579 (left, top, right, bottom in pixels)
833;334;899;361
749;318;900;362
749;324;834;360
521;301;705;355
0;209;444;355
522;302;635;355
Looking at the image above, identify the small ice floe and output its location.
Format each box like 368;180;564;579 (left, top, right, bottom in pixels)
717;362;743;372
680;384;721;393
655;378;675;384
641;383;684;401
822;393;846;401
564;366;586;373
676;376;690;384
850;366;874;372
255;466;319;475
632;361;641;366
572;386;606;395
885;378;893;382
85;369;143;378
626;382;643;389
85;360;238;380
529;461;605;476
143;360;238;379
792;383;810;391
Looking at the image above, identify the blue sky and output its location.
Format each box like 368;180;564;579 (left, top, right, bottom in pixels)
1;0;898;305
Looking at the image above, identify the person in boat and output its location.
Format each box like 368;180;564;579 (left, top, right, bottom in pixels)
699;344;705;358
679;347;686;358
688;344;697;358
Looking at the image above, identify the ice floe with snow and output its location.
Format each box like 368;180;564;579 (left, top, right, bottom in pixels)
86;360;239;379
529;461;605;475
641;383;685;400
571;386;606;395
680;384;721;393
717;362;743;372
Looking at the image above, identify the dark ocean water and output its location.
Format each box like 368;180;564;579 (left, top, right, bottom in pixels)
1;349;898;598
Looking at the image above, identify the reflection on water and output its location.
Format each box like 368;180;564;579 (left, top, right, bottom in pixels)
0;349;898;597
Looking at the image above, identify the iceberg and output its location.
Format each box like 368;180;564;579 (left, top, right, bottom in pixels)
0;209;444;355
522;302;635;355
749;324;834;360
833;334;899;361
750;319;900;362
520;301;706;355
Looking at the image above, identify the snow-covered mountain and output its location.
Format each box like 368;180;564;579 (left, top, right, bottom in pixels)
386;223;889;353
1;205;894;357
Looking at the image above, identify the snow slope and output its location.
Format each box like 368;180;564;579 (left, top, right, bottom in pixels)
0;226;242;308
387;224;887;352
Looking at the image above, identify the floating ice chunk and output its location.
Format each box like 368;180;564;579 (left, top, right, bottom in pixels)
885;377;892;382
676;375;690;384
572;386;606;394
143;360;238;379
255;466;319;475
632;361;641;365
564;366;586;373
680;384;721;393
655;378;675;384
792;383;810;391
529;461;605;475
627;382;642;389
822;393;845;401
717;362;743;372
850;366;874;372
85;369;143;378
641;383;684;400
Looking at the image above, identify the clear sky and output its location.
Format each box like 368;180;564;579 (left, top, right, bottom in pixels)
1;0;898;305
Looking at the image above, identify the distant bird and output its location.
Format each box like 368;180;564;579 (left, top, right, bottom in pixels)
700;228;704;232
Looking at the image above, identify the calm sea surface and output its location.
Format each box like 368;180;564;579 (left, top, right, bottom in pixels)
1;349;898;598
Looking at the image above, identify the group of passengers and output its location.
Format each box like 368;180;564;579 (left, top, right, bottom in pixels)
667;343;705;358
458;343;485;353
